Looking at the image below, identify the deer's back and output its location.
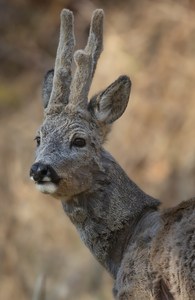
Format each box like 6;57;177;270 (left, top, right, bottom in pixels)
151;198;195;299
115;199;195;299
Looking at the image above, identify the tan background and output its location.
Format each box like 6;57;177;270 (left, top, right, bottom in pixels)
1;0;195;299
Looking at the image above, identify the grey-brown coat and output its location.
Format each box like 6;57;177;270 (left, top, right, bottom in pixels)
30;9;195;300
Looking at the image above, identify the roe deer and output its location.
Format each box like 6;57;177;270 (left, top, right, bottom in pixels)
30;9;195;300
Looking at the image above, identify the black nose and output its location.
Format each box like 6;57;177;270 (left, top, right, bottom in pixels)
30;162;60;183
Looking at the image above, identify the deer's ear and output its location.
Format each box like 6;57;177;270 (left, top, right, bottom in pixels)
42;69;54;109
89;76;131;124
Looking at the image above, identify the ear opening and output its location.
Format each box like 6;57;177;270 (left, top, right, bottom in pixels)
42;69;54;109
89;75;131;124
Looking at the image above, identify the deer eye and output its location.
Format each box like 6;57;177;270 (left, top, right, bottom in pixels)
71;138;86;148
34;136;41;147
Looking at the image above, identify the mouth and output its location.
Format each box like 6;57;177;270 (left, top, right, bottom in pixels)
31;176;60;194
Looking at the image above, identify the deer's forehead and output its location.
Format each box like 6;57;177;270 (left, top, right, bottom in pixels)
40;111;97;136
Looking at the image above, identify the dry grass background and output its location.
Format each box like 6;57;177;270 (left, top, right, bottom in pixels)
1;0;195;299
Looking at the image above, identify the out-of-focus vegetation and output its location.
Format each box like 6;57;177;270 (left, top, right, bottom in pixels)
1;0;195;299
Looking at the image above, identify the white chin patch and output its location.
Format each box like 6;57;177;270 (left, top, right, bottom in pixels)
35;182;58;194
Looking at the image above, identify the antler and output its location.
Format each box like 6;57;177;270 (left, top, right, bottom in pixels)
69;9;104;108
48;9;75;109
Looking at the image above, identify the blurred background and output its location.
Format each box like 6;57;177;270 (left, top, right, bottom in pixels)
1;0;195;299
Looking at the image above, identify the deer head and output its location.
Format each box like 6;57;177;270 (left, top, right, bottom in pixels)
30;9;131;200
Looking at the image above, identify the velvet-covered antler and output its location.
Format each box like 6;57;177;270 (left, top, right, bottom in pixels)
48;9;75;108
69;9;104;108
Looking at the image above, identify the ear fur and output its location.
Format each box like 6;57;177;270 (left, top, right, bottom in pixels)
88;75;131;124
42;69;54;109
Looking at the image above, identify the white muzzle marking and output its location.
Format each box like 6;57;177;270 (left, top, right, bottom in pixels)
31;175;58;194
35;182;58;194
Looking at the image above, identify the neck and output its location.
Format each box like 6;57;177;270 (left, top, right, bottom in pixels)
62;150;160;278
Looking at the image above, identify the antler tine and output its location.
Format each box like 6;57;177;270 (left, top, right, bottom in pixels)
48;9;75;108
69;9;104;108
85;9;104;78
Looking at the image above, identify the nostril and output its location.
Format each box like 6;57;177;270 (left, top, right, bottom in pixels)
30;163;49;182
30;163;60;183
37;165;48;177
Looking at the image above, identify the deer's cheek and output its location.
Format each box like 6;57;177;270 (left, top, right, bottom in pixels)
56;177;91;199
